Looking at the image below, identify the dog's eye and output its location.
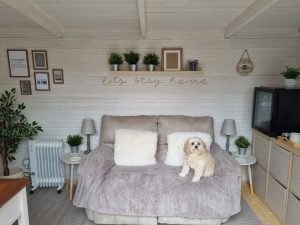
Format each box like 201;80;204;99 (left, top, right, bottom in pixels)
197;142;200;145
191;142;194;145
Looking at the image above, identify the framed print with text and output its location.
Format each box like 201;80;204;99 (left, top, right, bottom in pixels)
34;72;50;91
7;49;30;77
52;69;64;84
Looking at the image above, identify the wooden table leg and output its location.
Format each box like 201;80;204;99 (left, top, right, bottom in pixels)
69;165;74;201
248;165;253;195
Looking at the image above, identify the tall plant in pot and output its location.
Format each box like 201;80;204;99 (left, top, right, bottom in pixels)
0;88;43;176
143;53;160;71
235;136;250;156
123;51;140;71
67;134;83;153
280;66;300;88
108;53;123;71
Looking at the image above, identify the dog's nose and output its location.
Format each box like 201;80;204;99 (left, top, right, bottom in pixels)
195;145;198;149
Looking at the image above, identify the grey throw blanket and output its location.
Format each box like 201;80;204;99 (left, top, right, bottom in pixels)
73;144;240;219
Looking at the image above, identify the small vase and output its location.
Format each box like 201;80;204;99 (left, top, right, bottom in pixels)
284;79;296;89
129;64;137;71
111;64;119;71
147;64;155;71
238;147;247;156
71;146;79;154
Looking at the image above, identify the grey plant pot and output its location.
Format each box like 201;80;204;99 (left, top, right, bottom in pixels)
71;146;79;154
147;64;155;71
284;79;296;89
129;64;137;71
111;64;119;71
238;147;247;156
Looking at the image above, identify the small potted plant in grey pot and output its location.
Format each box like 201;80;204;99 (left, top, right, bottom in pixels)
143;53;160;71
235;136;250;156
67;134;83;153
108;53;123;71
123;51;140;71
280;66;300;89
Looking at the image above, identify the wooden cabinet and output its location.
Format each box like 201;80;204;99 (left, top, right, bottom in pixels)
290;155;300;198
253;132;271;171
286;193;300;225
253;164;267;199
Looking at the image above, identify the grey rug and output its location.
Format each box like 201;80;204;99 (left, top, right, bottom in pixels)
25;188;262;225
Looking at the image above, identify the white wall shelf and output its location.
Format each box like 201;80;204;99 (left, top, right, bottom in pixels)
109;70;203;76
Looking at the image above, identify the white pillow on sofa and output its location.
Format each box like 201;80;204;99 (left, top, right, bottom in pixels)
114;129;158;166
164;132;212;166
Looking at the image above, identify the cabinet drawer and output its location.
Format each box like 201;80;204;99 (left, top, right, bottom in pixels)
286;192;300;225
269;143;291;187
253;164;267;200
291;155;300;197
253;133;270;170
266;175;287;222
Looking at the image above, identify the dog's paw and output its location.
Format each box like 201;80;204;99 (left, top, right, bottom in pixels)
192;177;200;182
178;172;186;177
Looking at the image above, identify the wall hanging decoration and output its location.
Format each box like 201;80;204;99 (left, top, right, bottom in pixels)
34;72;50;91
32;50;48;70
7;49;30;77
236;49;254;76
19;80;32;95
187;60;198;71
162;48;183;71
52;69;64;84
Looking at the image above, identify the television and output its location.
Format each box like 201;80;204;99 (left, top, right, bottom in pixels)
252;87;300;137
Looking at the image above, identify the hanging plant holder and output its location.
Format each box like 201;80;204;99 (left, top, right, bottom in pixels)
236;49;254;76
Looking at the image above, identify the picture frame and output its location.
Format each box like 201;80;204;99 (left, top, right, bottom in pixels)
32;50;48;70
34;72;50;91
7;49;30;77
187;60;198;71
52;69;64;84
19;80;32;95
161;48;183;71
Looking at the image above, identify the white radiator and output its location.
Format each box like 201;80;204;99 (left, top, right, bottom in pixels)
29;140;65;192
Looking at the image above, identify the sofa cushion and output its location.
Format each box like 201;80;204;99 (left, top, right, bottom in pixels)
157;115;215;145
114;129;158;166
165;132;213;166
100;115;158;145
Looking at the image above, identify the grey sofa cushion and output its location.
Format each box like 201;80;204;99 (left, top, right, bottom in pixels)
100;115;158;145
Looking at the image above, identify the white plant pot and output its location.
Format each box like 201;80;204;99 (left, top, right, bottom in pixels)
0;167;23;178
147;64;155;71
129;64;137;71
284;79;296;89
111;64;119;71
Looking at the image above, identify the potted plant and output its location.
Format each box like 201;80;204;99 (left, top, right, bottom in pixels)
280;66;300;88
0;88;43;177
123;51;140;71
235;136;250;156
108;52;123;71
143;53;160;71
67;134;83;153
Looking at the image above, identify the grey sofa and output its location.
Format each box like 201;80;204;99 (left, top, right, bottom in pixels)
74;115;241;225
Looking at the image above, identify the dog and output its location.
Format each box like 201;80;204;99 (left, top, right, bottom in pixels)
178;137;215;182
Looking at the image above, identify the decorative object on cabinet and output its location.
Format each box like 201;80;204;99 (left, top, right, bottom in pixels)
236;49;254;76
0;88;43;176
32;50;48;70
221;119;237;154
123;51;140;71
162;48;183;71
277;136;300;149
52;69;64;84
81;118;96;154
187;60;198;71
7;49;30;77
142;53;160;71
280;66;300;89
108;53;123;71
19;80;32;95
235;136;250;155
34;72;50;91
67;134;83;153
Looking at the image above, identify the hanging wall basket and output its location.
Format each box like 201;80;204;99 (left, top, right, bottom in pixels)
236;49;254;76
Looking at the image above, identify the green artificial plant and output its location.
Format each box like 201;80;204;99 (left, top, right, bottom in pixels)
280;66;300;79
234;136;250;149
123;51;140;64
108;53;123;65
142;53;160;65
67;134;83;147
0;88;43;176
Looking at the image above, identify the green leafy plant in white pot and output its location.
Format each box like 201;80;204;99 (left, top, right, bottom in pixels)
123;51;140;71
67;134;83;153
143;53;160;71
108;53;123;71
0;88;43;177
235;136;250;156
280;66;300;89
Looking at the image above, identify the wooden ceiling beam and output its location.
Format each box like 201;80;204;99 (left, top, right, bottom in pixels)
1;0;63;38
224;0;278;38
137;0;146;39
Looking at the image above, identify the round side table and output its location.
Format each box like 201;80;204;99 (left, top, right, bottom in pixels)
233;152;256;195
60;152;85;200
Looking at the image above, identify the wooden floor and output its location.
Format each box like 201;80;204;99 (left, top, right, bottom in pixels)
241;183;283;225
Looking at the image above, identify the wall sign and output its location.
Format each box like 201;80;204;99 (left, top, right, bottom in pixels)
7;49;30;77
236;49;254;76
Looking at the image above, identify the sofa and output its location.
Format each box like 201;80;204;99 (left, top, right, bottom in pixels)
73;115;241;225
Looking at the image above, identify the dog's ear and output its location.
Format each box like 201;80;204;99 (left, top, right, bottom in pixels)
199;140;208;153
184;139;191;154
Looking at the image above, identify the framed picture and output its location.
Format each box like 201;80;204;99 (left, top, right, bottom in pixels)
7;49;30;77
52;69;64;84
161;48;183;71
20;80;32;95
32;50;48;70
187;60;198;71
34;72;50;91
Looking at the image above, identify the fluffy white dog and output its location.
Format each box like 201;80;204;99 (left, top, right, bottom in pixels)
178;137;215;182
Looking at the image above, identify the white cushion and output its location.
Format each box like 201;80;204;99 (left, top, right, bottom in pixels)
164;132;212;166
114;129;158;166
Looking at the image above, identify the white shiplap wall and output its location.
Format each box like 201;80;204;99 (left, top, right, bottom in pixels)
0;31;299;173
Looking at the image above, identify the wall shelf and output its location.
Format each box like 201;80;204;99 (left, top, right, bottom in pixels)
109;70;203;76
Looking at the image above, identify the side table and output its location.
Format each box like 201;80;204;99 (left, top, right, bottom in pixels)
60;152;85;200
233;152;257;195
